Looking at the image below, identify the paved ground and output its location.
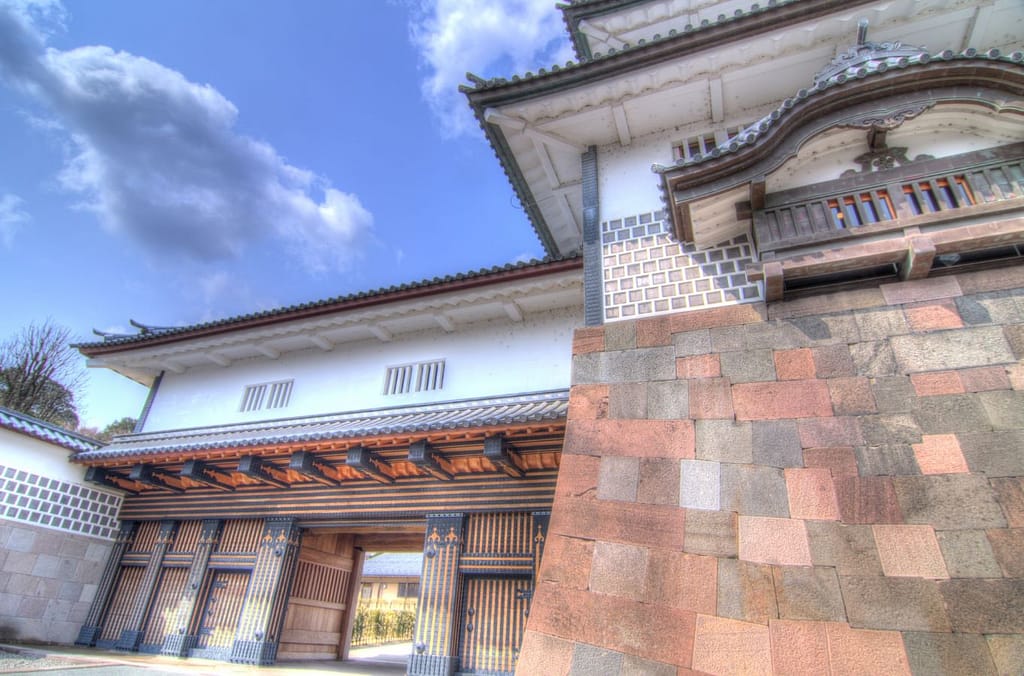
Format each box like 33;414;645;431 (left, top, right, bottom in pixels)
0;642;410;675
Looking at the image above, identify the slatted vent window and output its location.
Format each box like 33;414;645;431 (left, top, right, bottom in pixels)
240;379;293;412
383;359;445;395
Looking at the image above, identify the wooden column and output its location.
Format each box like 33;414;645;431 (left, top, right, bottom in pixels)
75;521;138;647
409;513;466;676
160;519;223;657
338;547;366;660
229;517;302;665
115;520;178;651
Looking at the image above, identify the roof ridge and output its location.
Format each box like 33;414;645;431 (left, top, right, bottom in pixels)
0;404;101;452
75;254;580;351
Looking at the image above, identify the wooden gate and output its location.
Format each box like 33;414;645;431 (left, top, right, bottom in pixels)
457;577;529;675
141;567;189;649
278;533;356;660
193;571;249;653
98;566;146;644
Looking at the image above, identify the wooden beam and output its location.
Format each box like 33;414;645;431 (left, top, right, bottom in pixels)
84;466;135;494
181;460;234;492
128;464;184;493
483;435;525;479
289;451;340;486
207;352;231;367
709;77;725;123
346;446;394;485
762;261;785;302
408;440;453;481
256;345;280;359
309;335;334;351
368;325;393;342
612;104;631;146
238;455;289;488
900;235;936;280
503;302;523;322
433;314;455;333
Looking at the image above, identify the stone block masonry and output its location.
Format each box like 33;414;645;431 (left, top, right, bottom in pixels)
0;465;121;645
0;519;114;644
519;266;1024;675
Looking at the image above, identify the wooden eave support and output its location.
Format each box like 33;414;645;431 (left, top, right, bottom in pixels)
408;440;453;481
483;435;525;479
84;466;136;494
346;446;395;485
237;455;289;488
289;450;341;486
128;464;184;493
180;459;234;492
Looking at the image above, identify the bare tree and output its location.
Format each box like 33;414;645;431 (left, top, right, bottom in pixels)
0;320;84;429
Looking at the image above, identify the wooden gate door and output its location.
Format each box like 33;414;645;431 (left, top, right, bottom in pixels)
457;577;530;675
193;571;249;654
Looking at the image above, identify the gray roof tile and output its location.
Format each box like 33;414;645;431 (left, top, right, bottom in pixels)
76;389;569;461
0;405;101;454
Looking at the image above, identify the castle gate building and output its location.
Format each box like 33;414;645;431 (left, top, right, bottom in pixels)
72;258;582;673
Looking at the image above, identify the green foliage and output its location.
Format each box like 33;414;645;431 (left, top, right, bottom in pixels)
99;416;137;441
351;607;416;646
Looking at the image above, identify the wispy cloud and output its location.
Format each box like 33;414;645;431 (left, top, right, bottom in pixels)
0;0;372;273
0;193;29;246
410;0;573;138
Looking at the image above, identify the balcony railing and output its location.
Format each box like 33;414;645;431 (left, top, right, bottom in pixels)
754;144;1024;255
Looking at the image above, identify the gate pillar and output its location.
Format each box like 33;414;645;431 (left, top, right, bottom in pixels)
75;521;138;646
115;520;178;651
229;517;302;665
160;519;223;656
409;513;466;676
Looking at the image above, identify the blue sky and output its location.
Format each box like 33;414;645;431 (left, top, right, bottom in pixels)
0;0;574;429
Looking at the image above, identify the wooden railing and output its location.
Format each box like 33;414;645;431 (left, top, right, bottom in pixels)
755;145;1024;254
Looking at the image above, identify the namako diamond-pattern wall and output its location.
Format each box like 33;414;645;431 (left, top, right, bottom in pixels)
601;211;761;321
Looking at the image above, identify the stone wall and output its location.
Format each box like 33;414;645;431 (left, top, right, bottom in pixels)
0;520;113;644
519;265;1024;675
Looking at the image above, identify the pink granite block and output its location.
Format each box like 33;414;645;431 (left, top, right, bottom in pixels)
873;524;949;579
910;372;964;397
825;622;911;675
769;619;830;676
692;614;772;676
786;468;840;521
739;516;812;566
912;434;969;475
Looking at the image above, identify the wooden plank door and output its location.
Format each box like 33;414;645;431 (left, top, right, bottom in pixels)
194;571;249;650
458;577;529;674
278;533;355;661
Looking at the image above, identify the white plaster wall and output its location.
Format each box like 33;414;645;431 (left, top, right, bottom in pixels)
598;131;676;224
141;307;581;432
0;429;86;483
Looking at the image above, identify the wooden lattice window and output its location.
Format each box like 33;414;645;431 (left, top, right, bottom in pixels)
826;191;896;228
239;379;293;412
903;176;975;215
383;359;445;395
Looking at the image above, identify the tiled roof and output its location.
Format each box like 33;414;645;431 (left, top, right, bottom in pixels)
363;552;424;577
75;389;570;461
0;405;101;454
75;255;579;351
462;0;803;92
652;47;1024;174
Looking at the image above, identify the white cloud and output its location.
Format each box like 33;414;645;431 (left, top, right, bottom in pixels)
410;0;573;138
0;193;29;246
0;0;372;272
